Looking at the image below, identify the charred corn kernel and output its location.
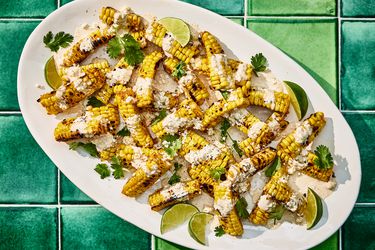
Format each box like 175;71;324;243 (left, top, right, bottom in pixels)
302;152;334;182
202;88;248;128
148;180;201;211
249;204;270;225
164;57;209;105
130;30;147;48
59;60;110;77
111;144;158;166
179;131;209;157
38;67;106;115
122;159;170;197
145;22;198;63
133;51;163;108
263;166;292;202
54;104;120;141
99;143;122;162
151;99;203;138
232;62;252;94
99;6;117;25
247;90;290;115
200;31;234;90
94;84;113;104
277;112;326;163
189;57;210;75
63;29;113;67
114;85;153;147
219;209;244;236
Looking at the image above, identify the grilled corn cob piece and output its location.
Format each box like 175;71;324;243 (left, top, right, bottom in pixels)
189;56;210;75
105;58;134;87
114;85;153;147
133;51;163;107
233;62;252;94
100;143;158;165
54;104;120;141
99;6;117;25
122;158;170;197
263;166;292;202
277;112;326;163
202;88;248;128
94;84;113;105
58;60;110;78
151;99;203;138
145;21;199;63
38;67;106;115
302;152;334;182
213;180;236;216
247;90;290;115
62;29;113;67
200;31;234;90
148;180;201;211
179;131;209;157
219;208;244;236
163;57;209;105
100;7;143;31
249;194;276;225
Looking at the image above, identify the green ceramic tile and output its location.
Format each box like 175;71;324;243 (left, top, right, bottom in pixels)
0;21;39;111
341;21;375;110
247;19;338;105
0;115;57;203
342;0;375;17
60;172;95;204
229;18;244;26
0;207;58;250
61;207;151;250
310;231;338;250
343;207;375;249
249;0;336;16
155;237;190;250
0;0;56;18
181;0;244;15
60;0;73;6
343;113;375;203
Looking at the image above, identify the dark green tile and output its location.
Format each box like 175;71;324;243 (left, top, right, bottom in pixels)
60;172;95;204
343;207;375;249
155;237;190;250
0;115;57;203
61;0;73;6
310;231;338;250
180;0;244;16
249;0;336;16
61;207;151;250
343;113;375;203
341;21;375;110
0;21;39;110
247;19;338;105
342;0;375;17
0;207;58;250
0;0;56;18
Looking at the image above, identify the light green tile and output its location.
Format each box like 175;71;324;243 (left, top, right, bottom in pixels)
60;172;95;204
0;0;56;18
0;115;57;203
247;19;338;105
181;0;244;15
229;18;244;26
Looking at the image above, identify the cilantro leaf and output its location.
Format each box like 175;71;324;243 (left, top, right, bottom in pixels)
152;109;167;125
314;145;334;170
168;172;181;185
269;204;285;221
117;127;131;136
43;31;73;52
220;118;231;143
214;226;225;237
232;140;243;157
69;142;98;157
87;96;104;107
162;134;182;157
95;163;110;179
235;197;250;219
220;90;230;100
171;61;186;79
106;34;144;65
265;156;281;177
210;167;226;180
174;162;182;171
251;53;268;76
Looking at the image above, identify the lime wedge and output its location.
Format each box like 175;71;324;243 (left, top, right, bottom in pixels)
188;212;213;245
160;203;198;234
284;81;308;120
44;56;62;90
159;17;191;47
305;188;323;230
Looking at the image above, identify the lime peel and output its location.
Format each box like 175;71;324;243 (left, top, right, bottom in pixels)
188;212;213;245
160;203;198;234
305;187;323;230
158;17;191;47
44;56;62;90
284;81;308;120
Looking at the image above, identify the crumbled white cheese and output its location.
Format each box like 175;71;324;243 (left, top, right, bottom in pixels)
64;66;91;92
190;57;202;70
141;162;159;177
79;37;94;52
125;115;141;135
247;121;266;140
133;77;152;96
178;71;194;86
131;146;148;170
91;133;115;151
160;182;188;199
202;205;214;214
263;90;276;109
122;136;135;145
226;164;242;183
279;175;289;183
234;63;248;82
145;25;154;41
210;54;226;76
184;144;221;166
258;195;275;211
162;113;189;135
229;108;248;126
294;121;313;144
70;117;87;134
162;33;175;57
106;67;133;86
192;118;203;130
287;148;309;174
154;91;170;110
125;96;135;103
284;193;300;212
207;128;215;136
240;158;257;175
227;92;238;102
267;114;280;134
214;181;234;216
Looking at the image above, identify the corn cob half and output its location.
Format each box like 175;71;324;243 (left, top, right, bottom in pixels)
302;152;334;182
219;208;244;236
247;90;290;115
262;166;292;203
148;180;201;211
249;194;276;225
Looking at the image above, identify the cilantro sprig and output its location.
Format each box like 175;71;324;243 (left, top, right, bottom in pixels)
219;119;244;157
235;197;250;219
171;61;187;79
69;142;98;157
162;134;182;157
269;204;286;224
43;31;73;52
251;53;268;76
220;90;230;100
168;162;183;185
314;145;334;170
214;226;225;237
117;127;131;137
152;109;167;125
107;34;144;65
87;96;104;107
95;163;110;179
210;167;226;180
94;156;128;179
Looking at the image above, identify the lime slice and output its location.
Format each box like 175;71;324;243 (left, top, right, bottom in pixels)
188;212;213;245
158;17;191;47
305;188;323;230
44;56;62;90
284;81;308;120
160;203;198;234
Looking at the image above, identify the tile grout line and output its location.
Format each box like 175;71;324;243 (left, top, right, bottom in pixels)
0;111;22;114
151;235;155;250
57;0;61;8
0;204;102;208
338;0;342;111
339;227;343;250
243;0;248;28
341;110;375;113
0;18;44;21
57;170;62;250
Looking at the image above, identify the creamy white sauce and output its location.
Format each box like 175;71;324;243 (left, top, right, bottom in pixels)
79;37;94;52
178;71;194;86
125;114;141;134
162;33;174;57
160;182;188;199
154;91;170;109
234;63;248;82
294;121;313;144
91;133;115;151
133;77;152;96
141;162;159;177
247;121;266;140
258;194;275;211
251;70;285;93
106;67;133;86
228;108;248;126
214;180;234;216
184;144;221;166
162;113;189;134
263;90;276;109
289;173;337;199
